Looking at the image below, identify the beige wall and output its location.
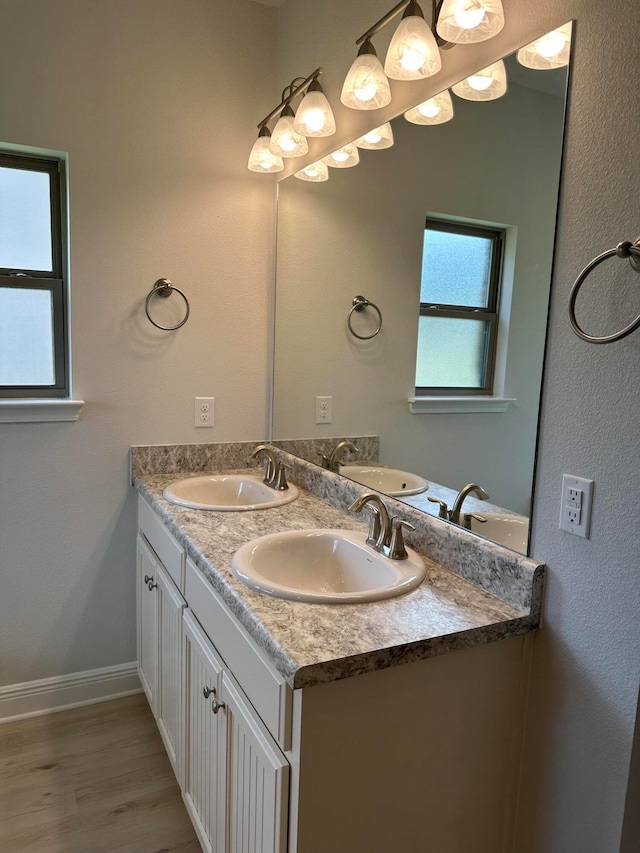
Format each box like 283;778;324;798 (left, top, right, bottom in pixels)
0;0;277;685
274;1;640;851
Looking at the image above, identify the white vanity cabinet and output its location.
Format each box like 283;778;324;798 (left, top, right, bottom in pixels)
137;493;532;853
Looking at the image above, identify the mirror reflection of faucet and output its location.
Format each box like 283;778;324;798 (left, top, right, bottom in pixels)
317;440;359;473
428;483;490;530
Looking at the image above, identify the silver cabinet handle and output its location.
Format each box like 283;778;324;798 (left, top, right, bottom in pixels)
203;686;215;699
211;698;226;714
147;581;157;591
144;574;153;584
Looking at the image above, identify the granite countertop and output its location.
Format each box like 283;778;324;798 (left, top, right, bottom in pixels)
135;469;537;690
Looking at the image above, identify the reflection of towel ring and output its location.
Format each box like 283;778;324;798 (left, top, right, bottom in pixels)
348;295;382;340
569;239;640;344
145;278;190;331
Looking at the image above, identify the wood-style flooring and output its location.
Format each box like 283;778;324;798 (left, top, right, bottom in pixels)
0;693;201;853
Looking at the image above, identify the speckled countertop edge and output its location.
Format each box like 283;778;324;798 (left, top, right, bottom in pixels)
134;459;543;690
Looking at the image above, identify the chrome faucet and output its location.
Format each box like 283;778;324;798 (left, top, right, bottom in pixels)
250;445;289;491
349;492;415;560
318;439;359;473
428;483;489;528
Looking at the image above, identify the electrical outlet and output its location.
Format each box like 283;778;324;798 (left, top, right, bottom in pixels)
315;396;332;424
559;474;594;538
195;397;214;428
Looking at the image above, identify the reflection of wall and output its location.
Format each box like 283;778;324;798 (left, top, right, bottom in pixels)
274;84;564;513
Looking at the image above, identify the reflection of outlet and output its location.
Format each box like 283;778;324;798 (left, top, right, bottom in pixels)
195;397;214;428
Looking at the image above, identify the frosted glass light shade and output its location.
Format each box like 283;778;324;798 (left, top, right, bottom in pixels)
355;122;394;150
404;89;454;125
384;11;442;80
269;109;309;158
436;0;505;44
452;59;507;101
247;132;284;173
341;44;391;110
517;23;572;69
294;161;329;182
323;144;360;168
293;84;337;138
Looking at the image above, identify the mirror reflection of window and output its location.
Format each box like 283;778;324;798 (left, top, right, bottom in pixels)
416;219;504;395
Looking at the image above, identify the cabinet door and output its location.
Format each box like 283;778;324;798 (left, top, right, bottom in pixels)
137;535;159;709
156;562;186;779
183;611;225;853
218;671;289;853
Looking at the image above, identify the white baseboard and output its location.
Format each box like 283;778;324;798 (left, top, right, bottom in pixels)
0;661;142;724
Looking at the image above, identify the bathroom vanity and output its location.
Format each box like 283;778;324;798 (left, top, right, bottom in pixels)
133;442;544;853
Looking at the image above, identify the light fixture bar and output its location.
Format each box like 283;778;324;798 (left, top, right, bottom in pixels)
355;1;453;50
257;68;322;130
355;0;412;46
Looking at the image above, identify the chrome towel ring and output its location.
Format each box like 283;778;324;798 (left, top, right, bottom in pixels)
145;278;190;331
569;238;640;344
348;295;382;340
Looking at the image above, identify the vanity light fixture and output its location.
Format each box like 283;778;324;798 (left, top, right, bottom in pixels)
323;144;360;168
341;38;392;110
404;89;454;124
342;0;507;107
451;58;507;100
247;126;284;173
384;1;442;81
355;122;395;150
249;68;335;172
436;0;505;44
516;22;572;70
294;161;330;182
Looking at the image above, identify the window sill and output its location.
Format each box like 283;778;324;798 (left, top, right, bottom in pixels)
0;399;85;423
408;396;516;414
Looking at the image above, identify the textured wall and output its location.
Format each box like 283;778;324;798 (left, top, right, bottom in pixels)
0;0;277;685
274;1;640;851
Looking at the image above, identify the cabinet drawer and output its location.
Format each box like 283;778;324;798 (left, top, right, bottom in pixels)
185;557;292;750
138;495;185;592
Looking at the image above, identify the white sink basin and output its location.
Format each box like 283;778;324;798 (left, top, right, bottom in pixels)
340;465;428;498
468;513;529;554
231;528;426;604
163;475;299;512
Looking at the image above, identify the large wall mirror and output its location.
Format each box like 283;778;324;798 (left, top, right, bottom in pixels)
272;26;572;556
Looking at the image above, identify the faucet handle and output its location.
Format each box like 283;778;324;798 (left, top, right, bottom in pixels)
427;497;449;519
271;462;289;491
462;512;487;530
387;518;416;561
316;452;330;469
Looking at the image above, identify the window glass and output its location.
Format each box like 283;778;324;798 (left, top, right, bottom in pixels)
0;287;55;385
420;228;492;307
0;166;53;272
416;315;488;389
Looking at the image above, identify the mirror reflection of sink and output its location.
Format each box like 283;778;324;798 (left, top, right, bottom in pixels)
231;529;426;604
340;465;428;498
162;475;299;512
467;513;529;554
